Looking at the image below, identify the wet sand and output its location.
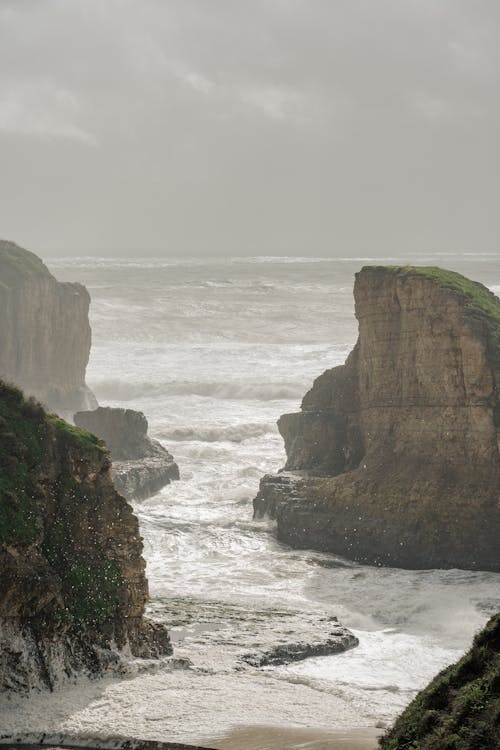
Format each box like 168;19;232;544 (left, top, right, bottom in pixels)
208;725;381;750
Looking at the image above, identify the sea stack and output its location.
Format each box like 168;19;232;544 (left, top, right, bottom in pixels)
0;240;97;416
254;266;500;571
0;381;171;692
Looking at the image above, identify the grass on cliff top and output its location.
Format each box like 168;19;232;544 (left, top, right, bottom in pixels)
365;266;500;365
379;613;500;750
365;266;500;323
47;414;105;454
0;381;104;544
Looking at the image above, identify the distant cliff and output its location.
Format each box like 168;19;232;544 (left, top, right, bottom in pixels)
0;240;96;416
0;381;171;692
74;407;180;500
254;266;500;571
379;613;500;750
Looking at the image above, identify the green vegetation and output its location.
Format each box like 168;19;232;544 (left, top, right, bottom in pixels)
0;382;104;543
64;559;122;625
379;614;500;750
43;517;123;626
1;380;123;625
366;266;500;366
47;414;105;454
0;383;46;543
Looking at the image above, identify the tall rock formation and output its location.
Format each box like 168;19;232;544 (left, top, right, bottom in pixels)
379;612;500;750
254;266;500;571
0;240;96;416
0;381;171;692
74;407;180;500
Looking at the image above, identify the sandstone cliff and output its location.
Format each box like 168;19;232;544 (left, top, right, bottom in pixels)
254;266;500;571
0;240;96;416
379;612;500;750
74;407;180;500
0;381;171;692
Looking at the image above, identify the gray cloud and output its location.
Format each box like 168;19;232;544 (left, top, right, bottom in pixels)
0;0;499;255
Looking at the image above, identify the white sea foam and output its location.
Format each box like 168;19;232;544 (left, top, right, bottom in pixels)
91;379;306;402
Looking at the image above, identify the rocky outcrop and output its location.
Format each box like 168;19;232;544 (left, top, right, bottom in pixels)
0;381;171;692
254;266;500;571
74;407;179;500
379;612;500;750
0;240;97;416
240;618;358;667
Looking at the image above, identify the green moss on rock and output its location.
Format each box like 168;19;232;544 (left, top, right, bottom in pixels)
0;383;46;543
43;518;123;626
1;380;124;626
380;613;500;750
47;414;105;454
64;559;122;625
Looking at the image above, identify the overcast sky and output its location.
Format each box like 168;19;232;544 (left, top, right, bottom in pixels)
0;0;499;257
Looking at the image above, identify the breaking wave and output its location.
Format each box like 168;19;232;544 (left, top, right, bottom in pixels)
162;423;276;443
92;379;305;402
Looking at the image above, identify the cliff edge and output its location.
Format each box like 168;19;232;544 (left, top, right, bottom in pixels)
0;381;171;692
254;266;500;570
0;240;96;416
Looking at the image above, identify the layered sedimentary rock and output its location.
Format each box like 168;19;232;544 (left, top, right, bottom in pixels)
74;407;179;500
0;382;171;692
379;613;500;750
0;240;96;416
255;266;500;571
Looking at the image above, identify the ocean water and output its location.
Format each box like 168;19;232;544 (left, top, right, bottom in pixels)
2;254;500;745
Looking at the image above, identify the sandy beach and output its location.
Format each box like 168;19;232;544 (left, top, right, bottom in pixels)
207;725;381;750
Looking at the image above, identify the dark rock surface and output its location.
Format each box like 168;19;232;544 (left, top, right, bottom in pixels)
379;612;500;750
0;382;171;693
0;740;214;750
0;738;214;750
255;266;500;571
0;240;97;417
240;619;358;667
74;407;179;501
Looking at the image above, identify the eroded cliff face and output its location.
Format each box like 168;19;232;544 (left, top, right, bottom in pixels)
0;240;96;416
74;407;180;500
0;382;171;692
254;266;500;570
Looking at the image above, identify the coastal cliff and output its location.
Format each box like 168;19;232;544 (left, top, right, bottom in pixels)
0;381;171;692
0;240;96;416
380;613;500;750
254;266;500;570
74;407;180;500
